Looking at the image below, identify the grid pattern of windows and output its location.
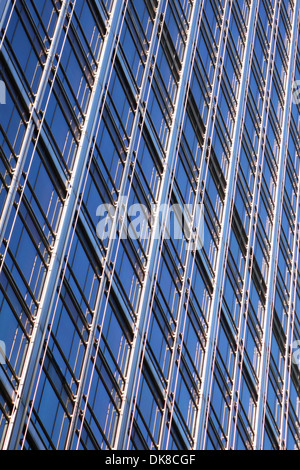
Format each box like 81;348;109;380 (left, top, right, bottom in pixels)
1;0;300;451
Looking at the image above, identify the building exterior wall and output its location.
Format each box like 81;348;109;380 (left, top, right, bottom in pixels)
0;0;300;450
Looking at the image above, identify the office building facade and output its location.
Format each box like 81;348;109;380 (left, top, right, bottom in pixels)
0;0;300;450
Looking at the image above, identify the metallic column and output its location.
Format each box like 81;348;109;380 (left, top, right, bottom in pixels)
194;0;258;450
254;0;300;450
2;0;126;449
226;0;279;449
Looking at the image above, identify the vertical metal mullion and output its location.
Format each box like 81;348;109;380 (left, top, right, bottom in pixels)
2;0;124;450
111;0;175;449
60;0;131;449
280;128;300;448
73;0;169;451
154;1;204;450
39;0;127;450
276;5;300;451
1;0;72;450
226;0;279;450
254;0;300;450
194;0;258;451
